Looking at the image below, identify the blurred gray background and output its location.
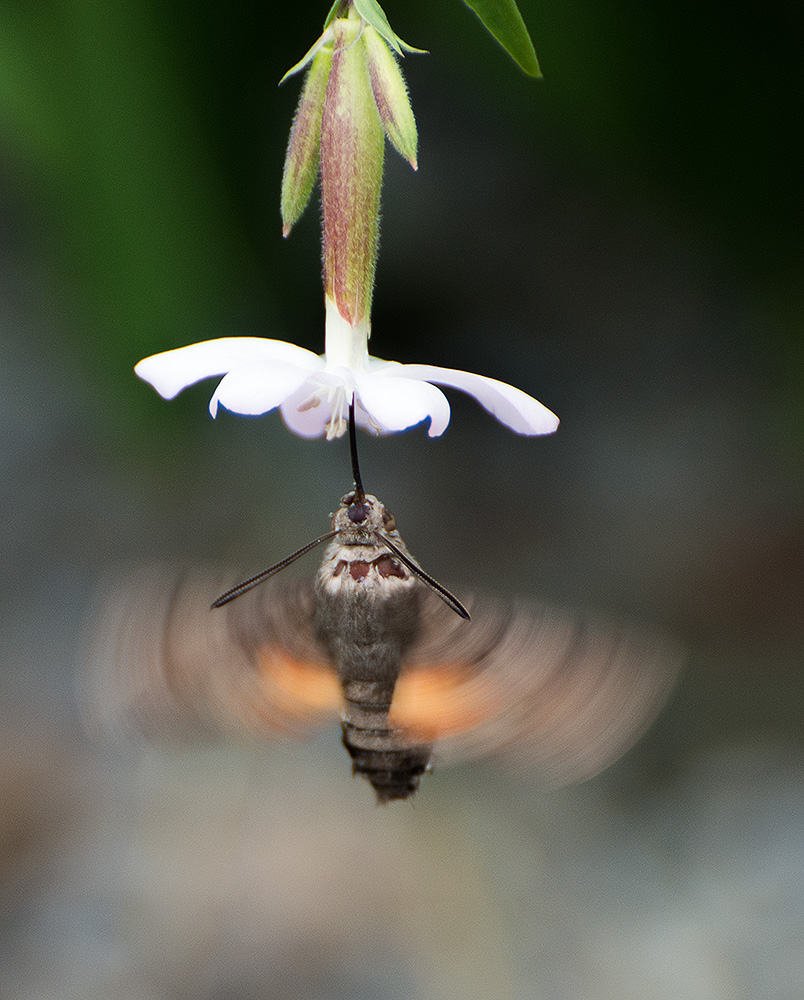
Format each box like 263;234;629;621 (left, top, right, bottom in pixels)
1;1;802;998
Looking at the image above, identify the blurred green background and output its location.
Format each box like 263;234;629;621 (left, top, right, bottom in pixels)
1;1;802;998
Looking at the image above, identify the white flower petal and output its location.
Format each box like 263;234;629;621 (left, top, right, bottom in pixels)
135;338;321;400
280;384;336;438
278;371;354;438
384;363;559;436
210;362;314;418
135;332;558;442
355;371;451;437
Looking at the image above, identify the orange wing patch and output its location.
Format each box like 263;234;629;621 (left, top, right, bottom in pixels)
256;645;343;725
388;663;503;739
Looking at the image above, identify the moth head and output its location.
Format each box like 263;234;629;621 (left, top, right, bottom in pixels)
333;492;397;535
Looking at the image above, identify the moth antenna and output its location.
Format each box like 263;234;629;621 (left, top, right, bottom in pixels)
348;398;366;503
377;531;471;620
211;530;339;608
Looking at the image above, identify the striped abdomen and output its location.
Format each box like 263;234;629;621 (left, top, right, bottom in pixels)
340;678;432;803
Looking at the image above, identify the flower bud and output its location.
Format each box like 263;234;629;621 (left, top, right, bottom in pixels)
321;15;385;329
363;25;418;170
281;43;332;238
280;4;423;329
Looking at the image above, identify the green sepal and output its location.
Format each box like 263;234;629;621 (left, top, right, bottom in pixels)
279;28;334;85
322;1;348;30
460;0;542;77
282;1;349;84
353;0;427;56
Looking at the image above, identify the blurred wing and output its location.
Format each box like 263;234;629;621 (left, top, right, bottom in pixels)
83;565;341;743
391;592;682;786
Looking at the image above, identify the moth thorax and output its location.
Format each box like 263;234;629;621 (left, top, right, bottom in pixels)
333;553;406;582
318;540;416;596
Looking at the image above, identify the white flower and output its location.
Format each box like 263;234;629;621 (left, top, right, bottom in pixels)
135;298;559;440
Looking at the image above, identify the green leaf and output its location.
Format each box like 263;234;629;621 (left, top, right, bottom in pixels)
460;0;542;77
352;0;427;56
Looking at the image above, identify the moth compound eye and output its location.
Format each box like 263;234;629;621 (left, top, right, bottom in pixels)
382;508;397;532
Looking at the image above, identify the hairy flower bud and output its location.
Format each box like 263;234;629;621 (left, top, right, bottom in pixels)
321;16;385;328
281;44;332;237
280;4;423;328
363;25;417;169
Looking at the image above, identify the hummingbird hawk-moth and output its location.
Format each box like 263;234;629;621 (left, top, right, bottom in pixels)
87;487;681;803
